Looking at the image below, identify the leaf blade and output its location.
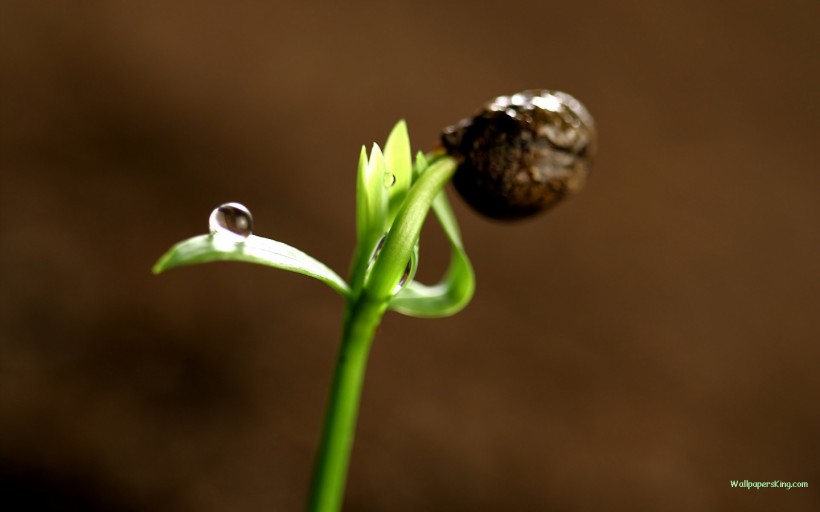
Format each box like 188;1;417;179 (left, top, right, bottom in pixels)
384;120;412;220
366;143;388;237
388;155;475;317
364;157;456;300
355;145;369;244
153;234;350;297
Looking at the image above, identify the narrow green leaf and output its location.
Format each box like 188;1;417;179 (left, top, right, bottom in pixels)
350;144;391;296
355;145;369;244
413;151;428;181
388;152;474;317
153;234;350;297
365;157;459;301
389;187;475;317
384;120;412;220
429;184;464;247
366;143;388;237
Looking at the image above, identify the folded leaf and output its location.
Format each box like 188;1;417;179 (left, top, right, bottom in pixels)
388;156;475;317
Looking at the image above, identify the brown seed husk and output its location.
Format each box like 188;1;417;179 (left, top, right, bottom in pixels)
442;90;596;220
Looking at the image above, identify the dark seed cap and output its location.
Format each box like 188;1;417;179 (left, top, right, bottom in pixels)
442;90;596;220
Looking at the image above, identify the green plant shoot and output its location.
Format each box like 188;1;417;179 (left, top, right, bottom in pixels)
154;120;475;512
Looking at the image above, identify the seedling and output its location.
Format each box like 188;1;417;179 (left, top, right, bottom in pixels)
154;90;596;512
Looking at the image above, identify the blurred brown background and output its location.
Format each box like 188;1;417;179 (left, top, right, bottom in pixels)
1;0;818;510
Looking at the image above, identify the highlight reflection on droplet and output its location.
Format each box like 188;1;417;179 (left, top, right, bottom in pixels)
383;172;396;188
367;234;414;295
209;202;253;242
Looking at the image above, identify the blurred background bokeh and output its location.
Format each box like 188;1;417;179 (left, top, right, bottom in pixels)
1;1;818;510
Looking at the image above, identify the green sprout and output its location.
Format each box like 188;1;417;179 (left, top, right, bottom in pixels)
154;90;595;512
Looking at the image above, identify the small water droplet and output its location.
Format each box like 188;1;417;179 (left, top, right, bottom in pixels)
383;172;396;188
368;235;387;267
366;234;414;295
394;260;412;295
209;202;253;242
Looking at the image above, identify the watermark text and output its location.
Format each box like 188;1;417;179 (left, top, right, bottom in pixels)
730;480;808;490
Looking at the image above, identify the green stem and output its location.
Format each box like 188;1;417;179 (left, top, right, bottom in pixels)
307;156;457;512
307;293;385;512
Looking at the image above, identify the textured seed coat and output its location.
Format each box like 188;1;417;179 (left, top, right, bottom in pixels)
442;90;596;220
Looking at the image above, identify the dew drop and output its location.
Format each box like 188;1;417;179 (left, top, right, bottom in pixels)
209;202;253;242
368;235;387;267
383;172;396;188
366;234;414;295
394;260;412;295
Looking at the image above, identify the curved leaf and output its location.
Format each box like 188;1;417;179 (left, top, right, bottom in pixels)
153;234;350;297
363;152;475;316
389;177;475;317
364;157;456;300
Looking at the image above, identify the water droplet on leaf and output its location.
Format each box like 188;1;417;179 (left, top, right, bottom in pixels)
209;202;253;242
383;172;396;188
367;234;414;295
394;260;412;295
368;235;387;267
